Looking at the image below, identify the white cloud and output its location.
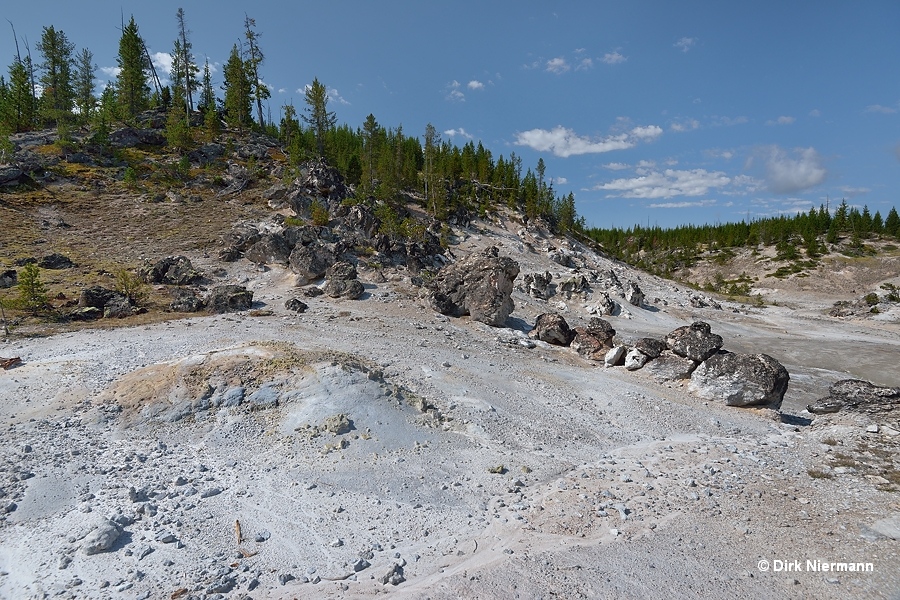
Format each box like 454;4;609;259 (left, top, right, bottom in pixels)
601;51;626;65
670;119;700;132
576;58;593;71
674;37;696;53
603;162;630;170
595;168;731;199
631;125;663;140
446;80;465;102
763;146;827;194
546;57;570;74
278;88;286;94
766;115;795;125
551;176;568;185
809;109;821;117
327;87;350;105
649;199;718;209
839;186;870;197
100;66;120;78
866;103;898;114
712;115;748;127
152;52;174;77
467;80;484;90
515;126;631;157
444;128;473;139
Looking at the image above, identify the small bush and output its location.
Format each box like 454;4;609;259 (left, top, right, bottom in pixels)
17;263;49;315
123;166;138;186
864;292;880;306
115;269;148;306
310;201;330;226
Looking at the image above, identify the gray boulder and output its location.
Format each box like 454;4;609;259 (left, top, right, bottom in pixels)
807;379;900;415
642;351;698;382
689;352;790;408
142;256;202;285
604;345;627;367
326;261;357;281
289;243;335;285
103;295;134;319
571;318;616;360
634;337;666;359
624;348;649;371
169;288;204;312
427;246;520;327
625;281;644;307
323;278;364;300
78;286;121;310
83;520;122;555
529;313;574;346
38;253;74;269
522;271;553;299
206;285;253;313
285;298;308;313
593;292;618;316
245;233;292;266
558;274;589;298
0;269;16;288
666;321;723;362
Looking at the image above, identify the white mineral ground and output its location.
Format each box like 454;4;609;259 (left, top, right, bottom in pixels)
1;217;898;599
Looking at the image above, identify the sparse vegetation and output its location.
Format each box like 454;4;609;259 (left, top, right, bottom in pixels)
114;269;149;306
16;263;49;315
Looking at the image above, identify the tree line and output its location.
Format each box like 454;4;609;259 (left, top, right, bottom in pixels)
0;10;581;233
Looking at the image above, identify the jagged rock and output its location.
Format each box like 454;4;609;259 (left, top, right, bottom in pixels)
302;286;324;297
283;225;322;248
0;165;24;186
285;298;308;313
343;204;379;239
141;256;202;285
169;289;204;312
78;286;121;310
603;346;628;367
108;127;165;148
625;281;644;307
323;278;364;300
327;261;357;281
103;295;134;319
598;270;623;294
83;520;122;555
529;313;574;346
69;306;101;321
690;294;723;310
665;321;723;362
206;285;253;313
558;274;589;298
689;352;789;408
548;247;579;268
523;272;553;299
634;338;666;359
323;413;352;435
642;351;698;381
379;563;406;586
624;348;649;371
220;223;261;261
37;253;74;269
571;317;616;360
289;243;335;285
245;233;292;266
807;380;900;415
427;246;519;327
591;292;618;316
0;270;17;288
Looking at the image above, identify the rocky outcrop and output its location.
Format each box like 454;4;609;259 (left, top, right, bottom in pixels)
807;380;900;415
245;233;293;266
571;318;616;360
285;298;308;313
289;244;336;285
323;279;364;300
689;352;789;408
206;285;253;313
141;256;202;285
427;246;519;327
522;272;553;299
0;270;17;289
170;289;204;313
558;274;589;298
634;338;666;359
666;321;723;362
38;253;74;270
590;292;618;317
625;281;644;307
529;313;574;346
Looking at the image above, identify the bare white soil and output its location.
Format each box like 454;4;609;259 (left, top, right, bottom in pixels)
1;217;898;599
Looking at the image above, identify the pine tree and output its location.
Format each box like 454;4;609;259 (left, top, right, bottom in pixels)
197;58;215;114
73;47;96;123
302;78;335;157
4;57;36;132
243;15;269;129
221;44;251;132
36;26;75;127
423;123;441;215
116;16;150;121
17;263;48;315
885;207;900;238
175;8;198;113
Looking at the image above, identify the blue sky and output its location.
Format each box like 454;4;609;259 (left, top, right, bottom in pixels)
5;1;900;229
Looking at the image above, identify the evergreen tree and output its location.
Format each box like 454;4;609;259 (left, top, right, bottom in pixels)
885;207;900;238
4;57;36;132
175;8;198;113
221;44;251;132
243;15;269;128
423;123;441;215
36;26;75;126
197;58;215;114
302;78;335;157
872;210;884;235
73;47;96;123
165;100;192;152
116;16;150;121
17;263;48;315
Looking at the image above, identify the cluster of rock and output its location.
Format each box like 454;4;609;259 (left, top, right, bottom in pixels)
140;256;252;315
70;286;139;321
529;315;789;409
519;261;645;316
829;286;899;319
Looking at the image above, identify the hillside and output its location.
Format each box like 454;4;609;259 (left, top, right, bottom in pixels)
1;125;900;599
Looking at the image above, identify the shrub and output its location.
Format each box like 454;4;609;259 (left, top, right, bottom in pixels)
123;166;138;186
17;263;49;315
115;269;148;306
864;292;880;306
310;201;330;226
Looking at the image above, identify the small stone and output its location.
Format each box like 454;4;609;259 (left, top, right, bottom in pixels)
200;487;222;498
278;573;295;585
610;528;619;536
865;424;879;433
154;531;176;544
353;558;370;572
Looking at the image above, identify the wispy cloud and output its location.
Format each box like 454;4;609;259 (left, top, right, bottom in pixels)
467;80;484;90
674;37;696;53
446;80;465;102
866;103;898;114
649;199;718;209
809;109;822;117
546;57;570;74
596;168;730;199
327;87;350;105
576;57;593;71
153;51;173;77
100;66;120;78
601;51;626;65
839;186;870;197
515;124;662;158
766;115;795;125
603;162;631;170
670;119;700;132
550;176;568;186
762;146;827;194
711;115;749;127
444;127;473;139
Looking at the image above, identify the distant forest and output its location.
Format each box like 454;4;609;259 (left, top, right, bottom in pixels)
1;11;897;271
